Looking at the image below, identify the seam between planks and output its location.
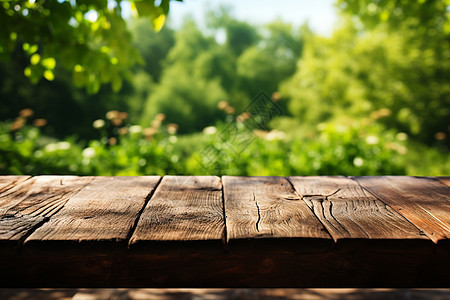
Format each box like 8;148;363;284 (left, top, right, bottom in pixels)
126;176;163;248
347;176;431;241
284;177;334;242
219;177;228;247
427;176;450;191
18;176;95;251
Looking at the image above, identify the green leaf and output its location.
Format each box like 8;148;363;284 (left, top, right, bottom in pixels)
28;44;39;54
152;14;166;32
24;66;32;77
161;0;170;15
43;70;55;81
41;57;56;70
133;1;156;17
134;1;167;31
9;32;17;41
380;11;389;22
30;54;40;65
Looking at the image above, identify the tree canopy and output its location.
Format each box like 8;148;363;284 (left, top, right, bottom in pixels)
283;0;449;145
0;0;180;93
1;1;449;176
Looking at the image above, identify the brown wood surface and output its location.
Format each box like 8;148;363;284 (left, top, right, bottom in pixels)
436;177;450;187
0;176;92;242
0;175;449;287
25;176;160;243
130;176;224;244
223;176;330;241
288;176;426;241
3;237;444;288
354;176;450;243
0;176;30;194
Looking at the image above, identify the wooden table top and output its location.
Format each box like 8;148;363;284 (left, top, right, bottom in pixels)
0;175;449;287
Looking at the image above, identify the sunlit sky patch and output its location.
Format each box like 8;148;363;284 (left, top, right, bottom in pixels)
121;0;338;36
167;0;337;36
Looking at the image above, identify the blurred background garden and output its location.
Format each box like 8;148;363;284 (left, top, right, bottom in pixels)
0;0;449;176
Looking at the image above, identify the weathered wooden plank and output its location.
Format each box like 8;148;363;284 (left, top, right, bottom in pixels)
354;176;450;243
223;176;330;241
0;175;447;287
130;176;224;244
0;176;92;242
0;176;30;194
436;177;450;187
25;176;160;243
287;176;426;241
4;238;444;287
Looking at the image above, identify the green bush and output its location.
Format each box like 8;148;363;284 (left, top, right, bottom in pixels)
1;111;447;176
190;117;407;176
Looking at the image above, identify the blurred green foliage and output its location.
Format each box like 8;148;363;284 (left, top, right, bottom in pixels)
0;1;449;176
334;0;450;145
2;109;448;176
0;111;415;176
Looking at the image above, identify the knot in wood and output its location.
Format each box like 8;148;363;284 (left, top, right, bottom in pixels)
305;195;326;202
1;213;18;220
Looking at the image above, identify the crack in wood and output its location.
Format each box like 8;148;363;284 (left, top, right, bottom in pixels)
15;176;95;247
285;177;335;240
1;213;16;219
220;177;228;245
127;176;163;246
325;200;351;236
297;183;376;240
301;189;341;199
320;189;344;234
254;191;261;233
309;196;350;238
17;216;50;251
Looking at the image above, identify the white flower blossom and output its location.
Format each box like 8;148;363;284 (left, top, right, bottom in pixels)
365;135;379;145
82;147;95;158
129;125;142;134
92;119;105;129
353;157;364;167
203;126;217;135
57;141;71;150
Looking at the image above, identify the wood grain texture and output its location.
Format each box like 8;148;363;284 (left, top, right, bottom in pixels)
223;176;330;241
436;177;450;187
0;176;92;242
0;175;448;287
0;176;30;194
130;176;224;244
25;176;160;243
354;176;450;243
288;176;426;241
